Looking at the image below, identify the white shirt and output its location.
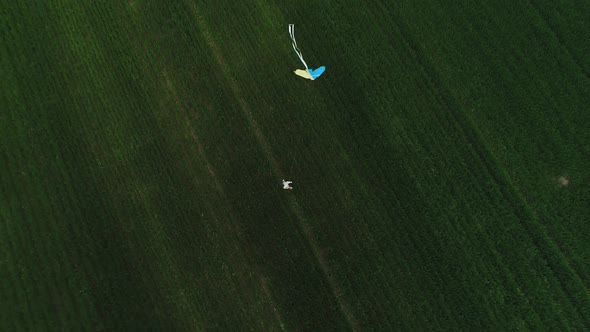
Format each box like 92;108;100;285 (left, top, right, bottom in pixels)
282;180;293;189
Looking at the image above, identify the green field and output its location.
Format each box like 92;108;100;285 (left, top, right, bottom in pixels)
2;0;589;330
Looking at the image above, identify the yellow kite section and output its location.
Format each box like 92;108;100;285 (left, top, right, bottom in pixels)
294;69;313;80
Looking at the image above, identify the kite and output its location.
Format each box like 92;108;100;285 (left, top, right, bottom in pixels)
288;24;325;80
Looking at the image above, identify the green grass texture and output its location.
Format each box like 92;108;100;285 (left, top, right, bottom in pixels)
1;0;589;330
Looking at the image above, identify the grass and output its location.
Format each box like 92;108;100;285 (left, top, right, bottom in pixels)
1;0;589;330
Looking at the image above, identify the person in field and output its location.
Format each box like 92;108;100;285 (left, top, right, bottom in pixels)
282;179;293;190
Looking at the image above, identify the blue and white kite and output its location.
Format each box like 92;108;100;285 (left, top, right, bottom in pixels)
288;24;325;80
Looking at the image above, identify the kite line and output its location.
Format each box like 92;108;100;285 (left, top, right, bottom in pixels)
288;24;325;80
288;24;309;71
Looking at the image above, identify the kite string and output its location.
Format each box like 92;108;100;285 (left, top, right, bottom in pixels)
288;24;309;70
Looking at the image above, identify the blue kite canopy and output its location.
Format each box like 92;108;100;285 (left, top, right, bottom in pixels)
294;66;326;80
308;66;326;80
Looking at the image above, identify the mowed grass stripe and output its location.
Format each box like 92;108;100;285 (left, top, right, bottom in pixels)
446;0;585;308
63;2;286;328
124;4;292;329
26;3;213;330
391;0;587;313
468;0;587;288
13;0;396;330
197;1;488;328
188;2;408;328
381;1;588;326
282;0;588;326
51;5;183;329
376;0;588;326
283;3;491;328
0;149;42;329
181;2;361;329
104;2;322;328
498;0;590;284
204;1;500;330
1;4;107;328
308;67;441;328
527;0;590;77
1;36;39;329
190;9;362;330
